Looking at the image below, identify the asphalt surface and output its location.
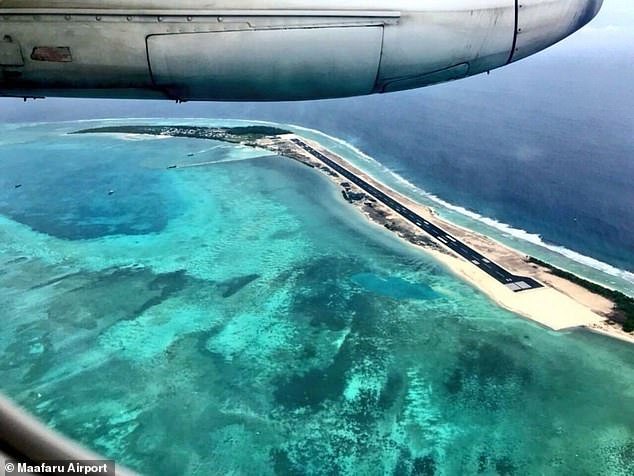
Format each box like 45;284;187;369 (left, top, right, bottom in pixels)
291;138;542;292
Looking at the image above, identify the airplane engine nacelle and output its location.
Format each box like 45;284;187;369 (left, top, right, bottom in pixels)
0;0;603;101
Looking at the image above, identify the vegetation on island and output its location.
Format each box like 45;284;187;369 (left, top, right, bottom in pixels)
225;126;291;137
528;257;634;332
72;126;163;135
73;125;290;140
72;124;634;335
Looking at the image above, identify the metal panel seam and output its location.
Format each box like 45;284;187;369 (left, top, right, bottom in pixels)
372;25;387;93
144;34;170;100
0;9;402;18
506;0;519;64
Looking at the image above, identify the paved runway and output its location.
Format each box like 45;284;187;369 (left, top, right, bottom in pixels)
291;138;542;292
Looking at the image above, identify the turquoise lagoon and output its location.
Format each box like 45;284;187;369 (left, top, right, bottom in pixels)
0;121;633;475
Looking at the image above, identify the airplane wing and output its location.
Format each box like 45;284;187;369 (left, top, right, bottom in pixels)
0;0;603;101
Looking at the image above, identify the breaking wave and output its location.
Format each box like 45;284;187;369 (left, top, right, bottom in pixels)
286;122;634;287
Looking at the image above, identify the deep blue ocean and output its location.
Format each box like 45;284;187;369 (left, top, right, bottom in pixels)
1;122;633;475
1;14;633;476
193;50;634;275
3;47;632;279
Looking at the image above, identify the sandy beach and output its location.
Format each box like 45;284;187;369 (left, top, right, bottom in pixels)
72;124;633;344
276;134;634;344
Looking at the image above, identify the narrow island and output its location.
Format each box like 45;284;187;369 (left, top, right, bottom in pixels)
73;125;634;343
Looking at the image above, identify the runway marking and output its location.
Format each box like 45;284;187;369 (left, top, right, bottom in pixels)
290;137;543;292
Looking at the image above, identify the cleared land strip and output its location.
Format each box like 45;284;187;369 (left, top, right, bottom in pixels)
291;137;542;293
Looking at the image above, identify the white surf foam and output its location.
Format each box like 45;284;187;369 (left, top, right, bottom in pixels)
24;118;634;286
286;123;634;286
114;133;173;141
286;123;377;164
422;191;634;285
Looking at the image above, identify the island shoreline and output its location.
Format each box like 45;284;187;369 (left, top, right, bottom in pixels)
72;124;634;344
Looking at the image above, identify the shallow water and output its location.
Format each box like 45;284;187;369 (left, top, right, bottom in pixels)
0;122;633;475
351;273;439;301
